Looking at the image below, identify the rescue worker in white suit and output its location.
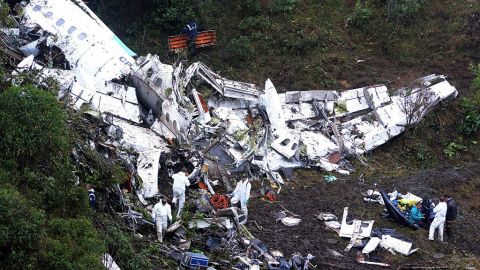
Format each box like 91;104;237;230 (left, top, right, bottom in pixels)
429;196;447;241
231;178;251;221
172;170;190;217
151;197;172;243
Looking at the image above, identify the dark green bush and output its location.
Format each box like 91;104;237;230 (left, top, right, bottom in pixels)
349;1;374;29
239;0;262;15
0;185;45;270
0;85;69;170
226;36;254;61
39;218;105;270
462;64;480;135
239;16;272;31
151;0;198;32
269;0;297;14
103;223;153;270
386;0;428;24
462;100;480;135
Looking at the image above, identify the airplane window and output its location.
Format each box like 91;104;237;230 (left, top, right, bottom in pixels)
56;19;65;26
78;33;87;40
67;26;77;34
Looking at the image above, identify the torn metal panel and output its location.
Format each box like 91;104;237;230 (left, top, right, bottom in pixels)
133;54;174;98
380;235;418;256
71;0;136;57
336;87;370;114
363;85;390;109
339;207;374;239
300;131;339;160
188;217;233;229
271;134;299;159
90;92;141;123
207;94;256;110
373;98;407;127
24;0;135;82
111;119;170;198
97;82;139;105
186;62;263;101
280;90;338;104
281;103;318;121
362;237;381;254
150;119;176;139
131;74;191;140
136;149;161;198
261;79;287;134
69;82;95;110
191;89;211;124
102;254;121;270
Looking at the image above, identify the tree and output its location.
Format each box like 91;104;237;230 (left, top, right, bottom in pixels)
0;185;45;270
0;85;69;171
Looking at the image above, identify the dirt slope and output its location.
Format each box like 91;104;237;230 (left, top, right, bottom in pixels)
249;163;480;269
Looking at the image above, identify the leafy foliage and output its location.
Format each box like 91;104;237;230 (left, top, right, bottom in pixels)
0;83;106;269
102;222;153;270
349;1;374;29
0;85;69;170
239;0;262;15
226;36;254;62
269;0;297;14
444;142;467;159
386;0;428;24
461;64;480;135
151;0;198;32
0;185;45;270
39;218;105;270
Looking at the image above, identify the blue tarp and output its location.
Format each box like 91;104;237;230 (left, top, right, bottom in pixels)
380;189;419;229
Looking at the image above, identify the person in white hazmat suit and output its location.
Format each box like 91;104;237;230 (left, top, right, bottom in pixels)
151;198;172;242
429;196;447;241
231;178;251;221
172;170;190;217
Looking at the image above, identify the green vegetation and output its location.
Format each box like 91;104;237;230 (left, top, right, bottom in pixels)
444;141;468;159
349;1;374;29
462;64;480;135
0;185;45;269
226;36;254;62
0;85;68;170
386;0;428;24
0;84;105;269
0;0;478;268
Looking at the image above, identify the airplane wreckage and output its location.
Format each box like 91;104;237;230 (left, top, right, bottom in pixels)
0;0;459;268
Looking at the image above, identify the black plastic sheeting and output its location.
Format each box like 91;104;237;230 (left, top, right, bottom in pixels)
380;189;419;229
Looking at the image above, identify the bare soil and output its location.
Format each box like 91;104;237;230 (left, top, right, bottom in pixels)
248;163;480;269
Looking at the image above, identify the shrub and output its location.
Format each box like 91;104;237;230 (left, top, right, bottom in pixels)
151;0;198;32
444;142;467;159
0;185;45;270
269;0;297;14
226;36;254;61
461;64;480;135
39;218;105;270
0;85;69;170
240;0;262;15
386;0;428;24
103;223;153;270
349;1;373;29
462;100;480;135
239;16;272;31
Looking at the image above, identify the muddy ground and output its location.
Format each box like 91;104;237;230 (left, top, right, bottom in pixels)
248;163;480;269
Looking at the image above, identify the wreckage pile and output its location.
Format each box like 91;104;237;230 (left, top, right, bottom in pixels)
0;0;459;269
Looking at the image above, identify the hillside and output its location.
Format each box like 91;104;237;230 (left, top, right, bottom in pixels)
0;0;479;269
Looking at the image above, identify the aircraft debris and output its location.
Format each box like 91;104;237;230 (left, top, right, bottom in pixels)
0;0;457;268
